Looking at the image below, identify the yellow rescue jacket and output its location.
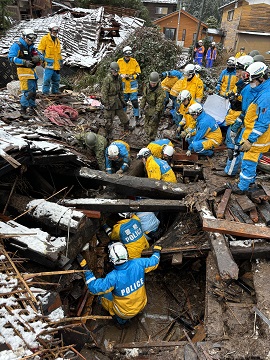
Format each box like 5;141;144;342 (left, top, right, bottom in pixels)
170;75;204;102
117;57;141;94
177;98;197;131
145;155;177;183
161;76;179;92
38;33;62;71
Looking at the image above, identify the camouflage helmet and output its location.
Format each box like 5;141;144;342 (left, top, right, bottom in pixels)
149;72;160;83
110;62;120;72
85;132;97;149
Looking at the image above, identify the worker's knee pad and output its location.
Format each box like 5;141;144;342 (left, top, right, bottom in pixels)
131;99;139;109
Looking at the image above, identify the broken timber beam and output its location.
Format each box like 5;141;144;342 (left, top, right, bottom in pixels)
216;189;231;219
62;198;187;212
203;217;270;239
198;204;239;280
78;167;195;199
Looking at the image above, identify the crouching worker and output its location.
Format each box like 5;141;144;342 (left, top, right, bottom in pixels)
79;242;161;326
147;138;174;166
105;140;130;174
186;103;222;157
137;148;177;183
103;212;150;259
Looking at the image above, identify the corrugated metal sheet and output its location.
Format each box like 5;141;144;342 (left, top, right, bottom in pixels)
0;7;144;68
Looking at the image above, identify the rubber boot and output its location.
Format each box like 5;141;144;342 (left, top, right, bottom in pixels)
20;106;30;119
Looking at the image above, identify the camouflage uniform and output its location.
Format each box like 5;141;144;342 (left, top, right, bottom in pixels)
101;72;129;137
75;132;108;171
140;82;165;141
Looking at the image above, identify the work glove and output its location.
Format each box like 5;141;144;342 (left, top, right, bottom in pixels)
103;223;112;238
116;169;123;174
31;55;41;64
77;253;89;270
23;60;35;68
230;129;237;144
185;132;192;140
227;148;234;161
186;150;192;157
226;91;235;101
153;245;162;253
125;75;131;80
180;131;186;139
240;139;252;152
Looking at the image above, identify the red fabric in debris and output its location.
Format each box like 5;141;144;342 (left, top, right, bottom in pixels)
44;105;79;126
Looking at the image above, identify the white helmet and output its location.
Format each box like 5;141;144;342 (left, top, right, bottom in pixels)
227;56;236;66
188;103;203;116
177;89;192;103
49;22;59;31
236;55;254;70
118;212;131;219
162;145;174;158
183;64;195;77
123;46;132;56
137;148;151;159
22;28;37;41
108;144;119;157
194;64;202;73
246;62;268;81
211;41;216;46
108;242;128;265
198;40;203;44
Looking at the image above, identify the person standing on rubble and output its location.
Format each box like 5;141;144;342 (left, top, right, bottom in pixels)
8;28;43;117
140;72;165;141
137;148;177;183
38;23;63;95
103;213;150;259
215;55;255;178
78;242;161;326
194;40;205;66
205;42;217;68
227;62;270;195
117;46;141;125
215;57;238;97
160;69;183;114
101;62;130;138
105;140;130;174
186;103;222;157
75;131;107;171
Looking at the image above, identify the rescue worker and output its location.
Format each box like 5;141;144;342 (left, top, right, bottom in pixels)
105;140;130;174
137;148;177;183
176;90;197;140
160;69;183;112
140;72;165;141
80;242;161;326
117;46;141;124
205;42;217;68
76;131;107;171
146;139;175;165
104;213;150;259
253;54;266;63
170;64;203;104
194;40;205;66
215;55;255;177
235;47;246;58
38;23;63;95
186;103;222;157
135;212;161;241
228;62;270;194
216;57;238;97
101;62;129;138
8;28;42;116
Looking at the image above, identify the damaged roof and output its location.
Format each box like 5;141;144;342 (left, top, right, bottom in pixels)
0;7;144;68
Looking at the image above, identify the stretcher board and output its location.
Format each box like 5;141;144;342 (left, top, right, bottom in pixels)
203;94;230;125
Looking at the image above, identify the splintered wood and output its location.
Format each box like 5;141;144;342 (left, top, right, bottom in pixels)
0;243;79;359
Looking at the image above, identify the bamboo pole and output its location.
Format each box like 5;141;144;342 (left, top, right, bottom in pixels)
47;314;112;326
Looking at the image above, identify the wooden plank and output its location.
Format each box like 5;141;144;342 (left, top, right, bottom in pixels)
224;208;235;221
203;217;270;239
173;152;198;162
247;187;270;203
236;195;256;213
62;198;187;212
230;202;254;224
216;189;231;219
260;184;270;198
249;207;259;223
257;201;270;226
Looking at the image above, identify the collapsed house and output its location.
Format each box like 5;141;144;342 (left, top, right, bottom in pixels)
1;82;270;359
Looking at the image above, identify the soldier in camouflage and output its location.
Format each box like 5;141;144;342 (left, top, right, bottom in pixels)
140;72;165;141
101;62;129;138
